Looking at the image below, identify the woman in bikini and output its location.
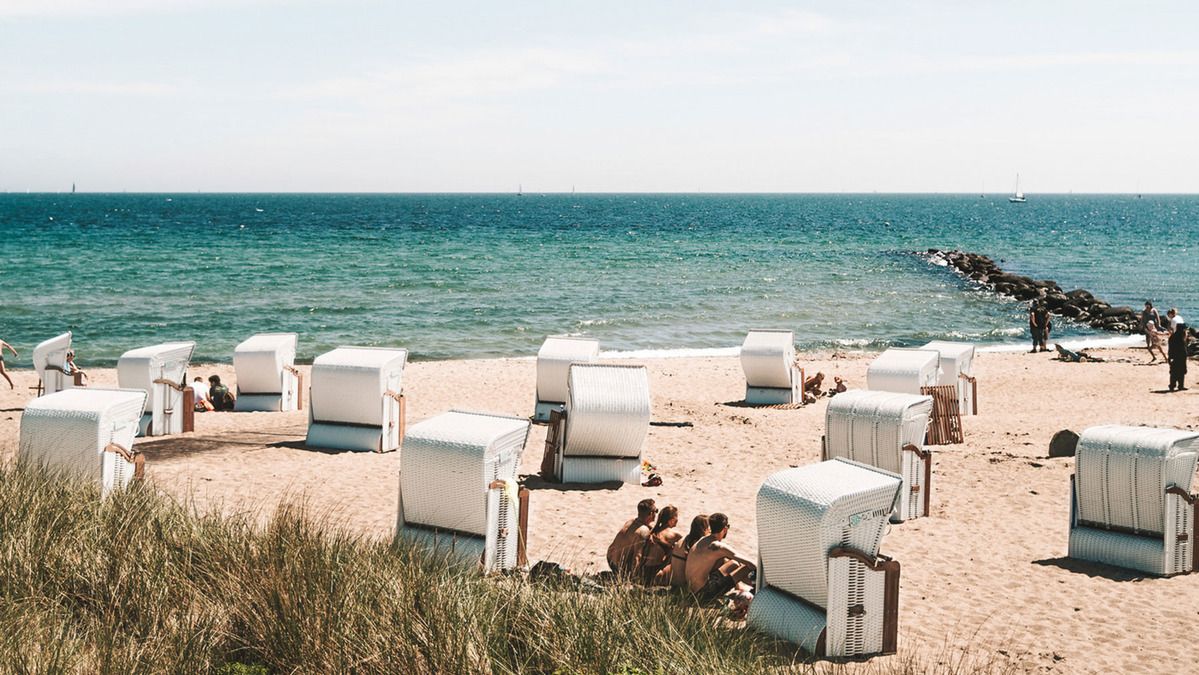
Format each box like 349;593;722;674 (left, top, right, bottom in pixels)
668;514;710;588
640;505;682;585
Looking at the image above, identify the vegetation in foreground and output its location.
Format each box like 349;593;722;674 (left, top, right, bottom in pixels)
0;467;1019;674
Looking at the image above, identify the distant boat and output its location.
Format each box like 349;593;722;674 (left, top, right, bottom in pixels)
1008;174;1026;203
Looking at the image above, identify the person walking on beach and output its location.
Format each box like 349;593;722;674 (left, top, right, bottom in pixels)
1166;308;1189;391
0;338;18;389
606;499;656;577
1029;300;1051;353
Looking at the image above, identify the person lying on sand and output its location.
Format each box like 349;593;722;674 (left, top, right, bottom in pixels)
1054;344;1106;363
685;513;755;614
606;499;656;578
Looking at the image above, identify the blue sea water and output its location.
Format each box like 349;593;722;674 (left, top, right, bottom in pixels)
0;193;1194;366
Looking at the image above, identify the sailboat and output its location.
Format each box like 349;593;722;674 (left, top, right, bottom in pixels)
1008;174;1026;203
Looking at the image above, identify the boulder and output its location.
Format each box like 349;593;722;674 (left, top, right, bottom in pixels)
1101;305;1135;318
1066;289;1093;301
1048;430;1080;458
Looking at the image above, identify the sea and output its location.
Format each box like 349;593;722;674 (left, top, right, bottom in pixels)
1;193;1194;366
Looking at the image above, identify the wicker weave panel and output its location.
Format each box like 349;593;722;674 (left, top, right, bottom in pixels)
19;388;146;489
1069;526;1166;575
561;457;642;484
564;364;650;459
234;333;297;395
400;411;528;536
740;330;796;390
1074;425;1199;534
33;332;73;396
866;348;941;396
756;459;901;609
309;347;406;427
746;587;826;653
920;341;975;414
826;556;887;657
117;342;195;414
535;336;600;407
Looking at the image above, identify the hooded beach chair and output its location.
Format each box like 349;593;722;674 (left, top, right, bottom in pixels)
306;346;407;452
233;333;302;412
32;331;78;396
117;341;196;437
545;363;650;484
822;390;934;521
748;458;904;657
920;341;977;415
19;388;148;497
533;335;600;422
1069;425;1198;576
740;330;803;405
397;410;531;572
866;348;941;396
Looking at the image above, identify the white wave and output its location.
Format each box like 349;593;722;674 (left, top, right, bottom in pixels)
978;334;1144;353
600;346;741;359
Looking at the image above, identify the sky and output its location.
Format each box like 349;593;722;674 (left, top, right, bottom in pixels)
1;1;1197;193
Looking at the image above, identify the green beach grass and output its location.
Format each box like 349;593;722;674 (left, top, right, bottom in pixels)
0;468;1017;674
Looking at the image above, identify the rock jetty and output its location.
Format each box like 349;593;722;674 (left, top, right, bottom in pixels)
921;249;1199;355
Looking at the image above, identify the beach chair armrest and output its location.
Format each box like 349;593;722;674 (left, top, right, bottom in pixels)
152;378;186;392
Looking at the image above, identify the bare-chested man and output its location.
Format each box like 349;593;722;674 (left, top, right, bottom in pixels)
606;499;657;577
685;512;756;603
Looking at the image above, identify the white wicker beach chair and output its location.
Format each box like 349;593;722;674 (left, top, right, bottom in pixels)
866;348;941;396
920;341;977;415
1068;425;1198;576
748;458;903;657
233;333;301;412
823;390;934;522
533;335;600;422
19;388;148;497
740;330;803;405
397;410;531;572
117;341;196;437
306;346;408;452
548;363;650;484
32;332;77;396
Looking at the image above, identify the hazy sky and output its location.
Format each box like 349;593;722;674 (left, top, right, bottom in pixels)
2;1;1196;192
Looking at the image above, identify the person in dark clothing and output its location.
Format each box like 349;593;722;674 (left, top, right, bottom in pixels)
1029;301;1052;353
208;374;237;411
1166;308;1189;392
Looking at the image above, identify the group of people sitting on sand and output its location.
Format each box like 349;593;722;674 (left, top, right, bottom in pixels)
189;375;236;412
802;370;846;403
606;499;756;618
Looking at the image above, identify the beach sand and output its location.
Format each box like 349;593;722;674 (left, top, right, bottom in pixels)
1;348;1196;673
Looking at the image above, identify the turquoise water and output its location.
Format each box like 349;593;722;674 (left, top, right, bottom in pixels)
1;193;1194;366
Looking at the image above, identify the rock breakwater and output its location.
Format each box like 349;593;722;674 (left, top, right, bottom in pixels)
921;249;1199;355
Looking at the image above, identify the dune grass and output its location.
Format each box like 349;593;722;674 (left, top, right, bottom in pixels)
0;468;1020;674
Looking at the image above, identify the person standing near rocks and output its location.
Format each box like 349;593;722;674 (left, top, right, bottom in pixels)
1166;308;1189;391
1029;300;1052;353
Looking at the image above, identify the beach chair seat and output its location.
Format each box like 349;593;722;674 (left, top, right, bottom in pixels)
546;364;650;484
533;335;600;422
32;332;79;396
920;341;977;415
117;342;196;437
306;346;407;452
823;389;934;521
233;333;302;412
397;410;531;572
748;458;903;657
740;329;803;405
19;388;148;497
866;348;941;396
1068;425;1198;576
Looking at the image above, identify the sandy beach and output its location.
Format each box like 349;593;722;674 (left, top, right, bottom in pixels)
2;347;1195;673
